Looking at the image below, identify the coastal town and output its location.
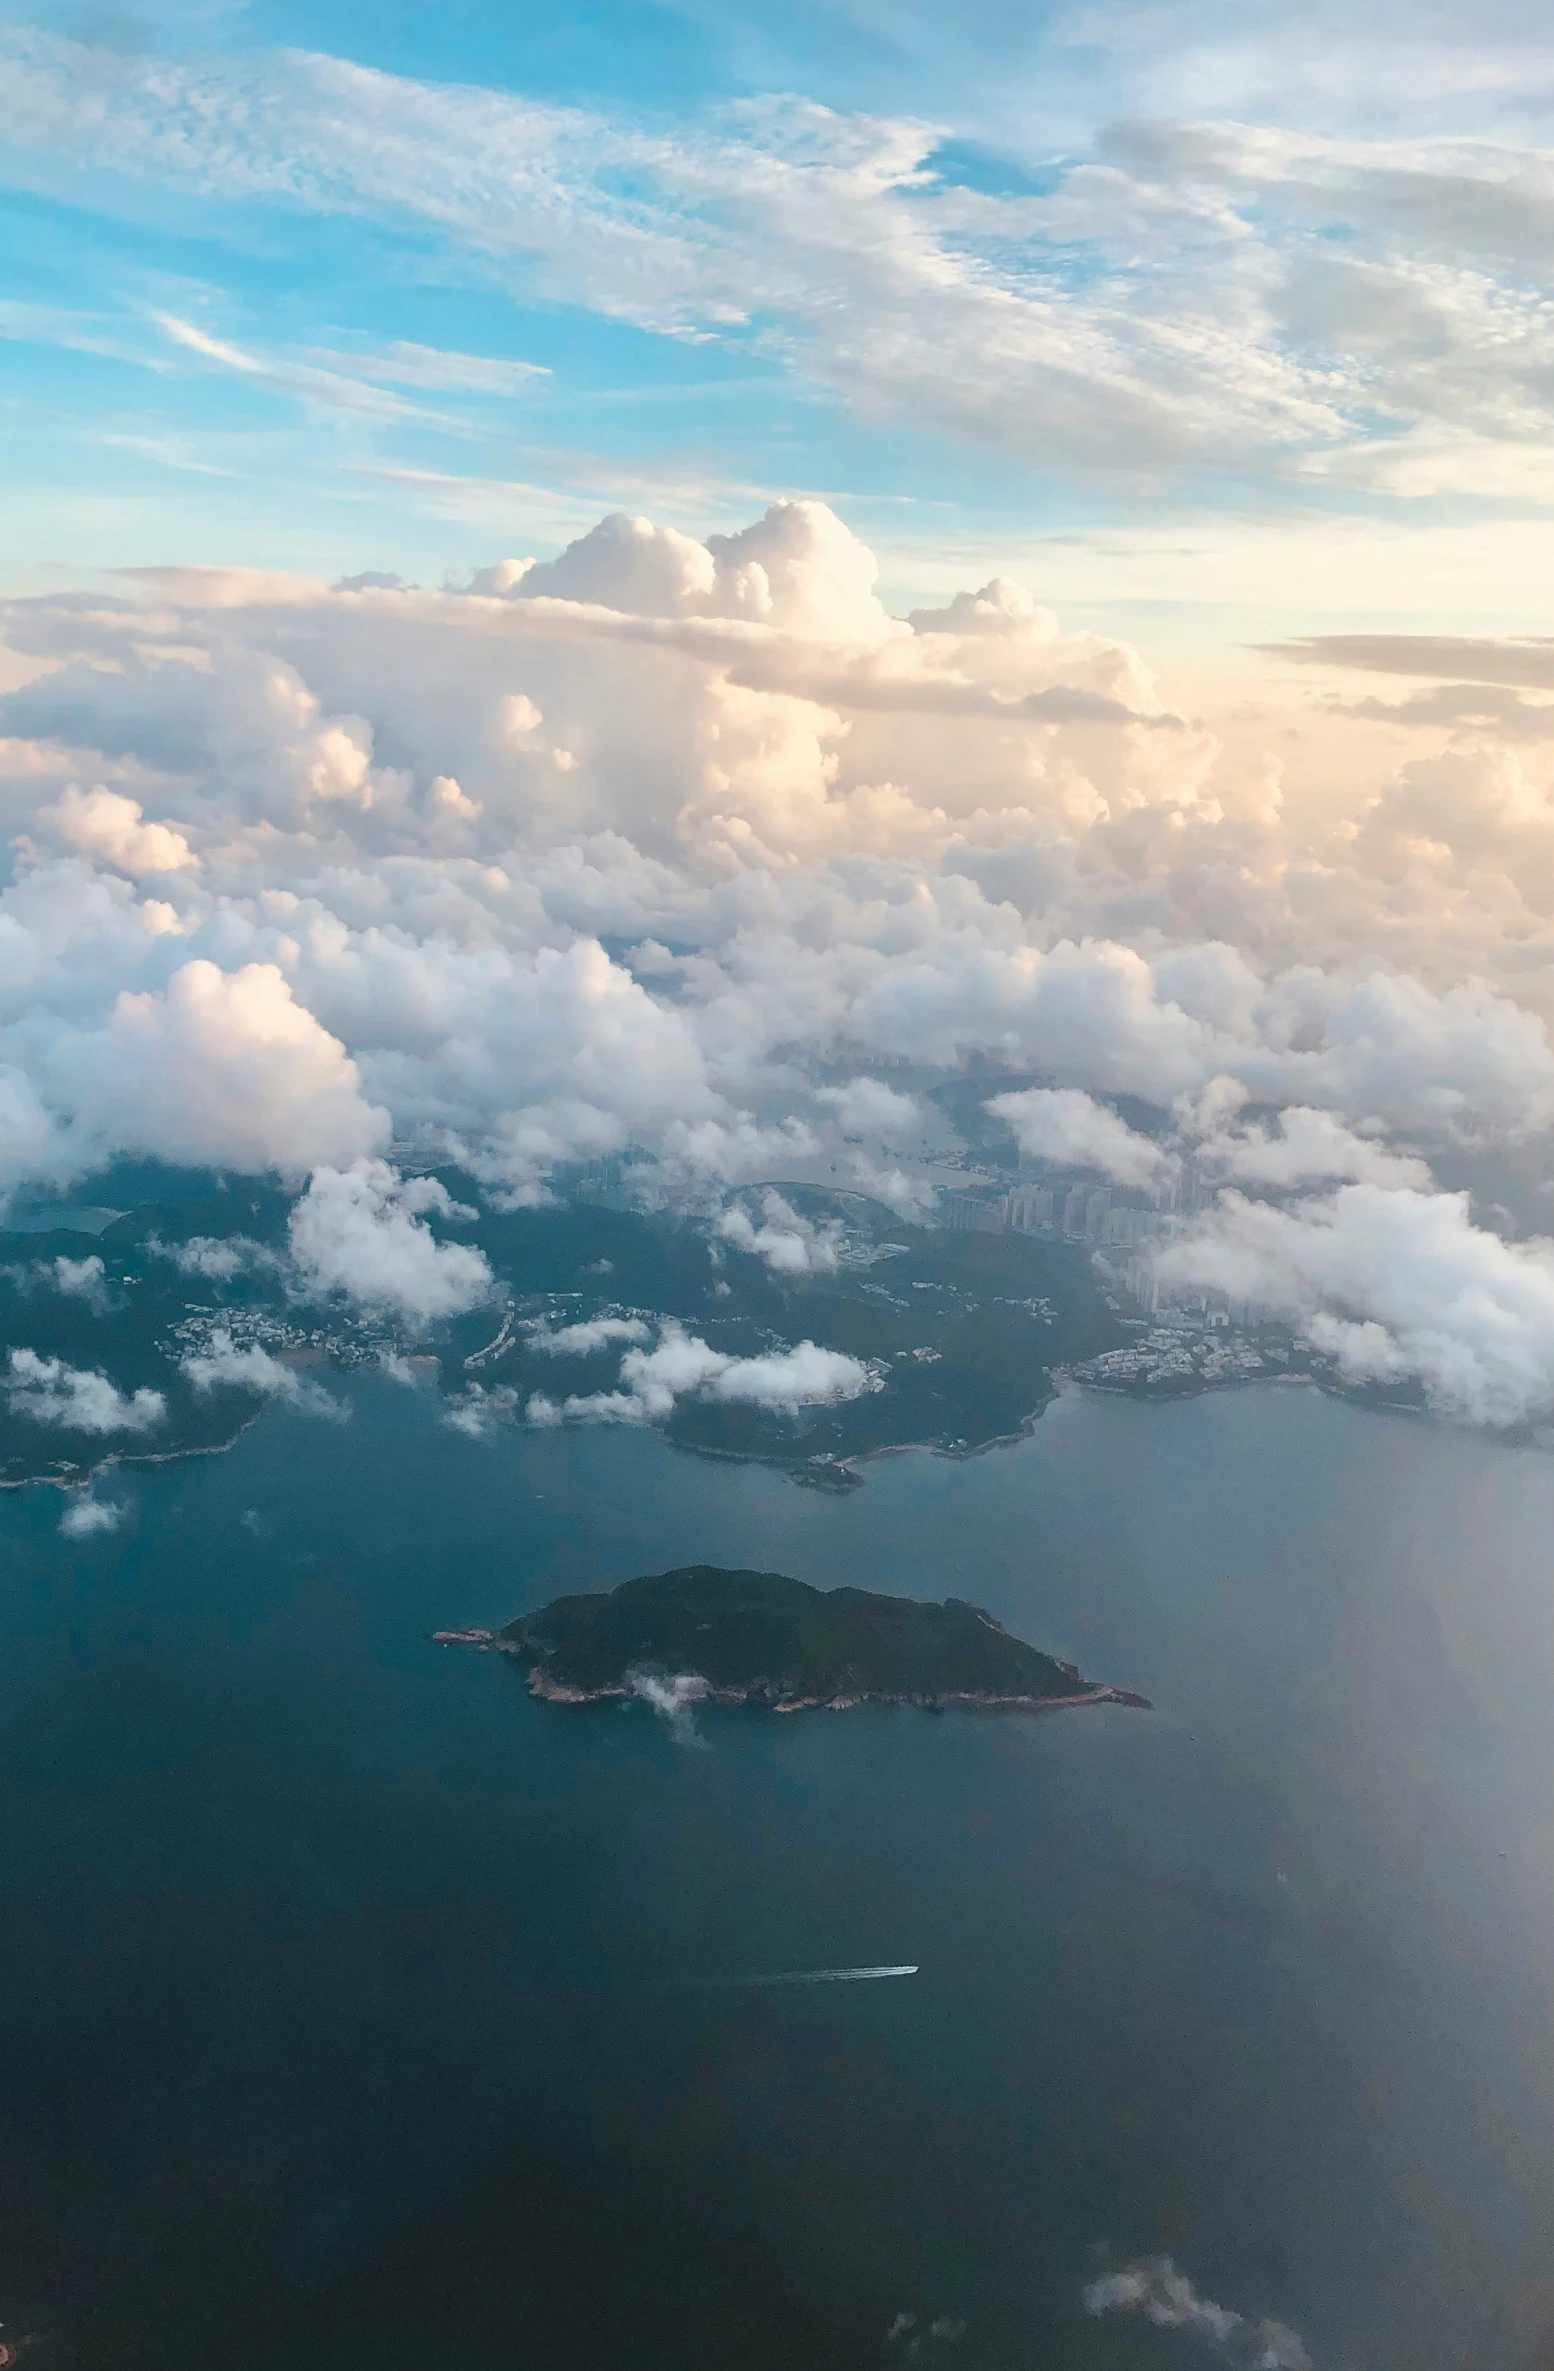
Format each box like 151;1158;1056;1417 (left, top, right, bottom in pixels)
926;1135;1311;1398
1067;1323;1296;1397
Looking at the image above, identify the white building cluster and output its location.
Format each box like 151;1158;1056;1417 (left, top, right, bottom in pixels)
1072;1329;1289;1393
953;1179;1172;1250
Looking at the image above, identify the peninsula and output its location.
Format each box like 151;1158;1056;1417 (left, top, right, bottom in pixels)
437;1565;1150;1716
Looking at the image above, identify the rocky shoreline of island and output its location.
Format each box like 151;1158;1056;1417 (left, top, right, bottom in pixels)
431;1633;1149;1716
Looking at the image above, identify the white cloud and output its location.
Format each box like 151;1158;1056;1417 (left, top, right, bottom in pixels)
527;1314;650;1354
629;1669;710;1744
6;1348;164;1432
690;1336;876;1410
716;1190;841;1274
39;961;388;1184
40;786;195;877
288;1160;492;1321
149;1234;274;1281
988;1088;1174;1186
313;339;548;396
815;1077;922;1140
59;1490;124;1536
20;25;1554;501
536;1319;877;1425
5;30;1541;489
3;498;1554;1425
445;1381;519;1434
180;1327;347;1418
1192;1102;1432;1190
181;1334;298;1395
52;1253;106;1298
1084;2256;1309;2369
1157;1183;1554;1427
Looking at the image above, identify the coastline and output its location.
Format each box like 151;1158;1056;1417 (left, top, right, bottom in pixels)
525;1668;1150;1715
429;1636;1149;1716
778;1383;1061;1494
0;1410;265;1495
3;1358;1438;1514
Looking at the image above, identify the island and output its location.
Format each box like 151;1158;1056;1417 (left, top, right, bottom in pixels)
0;1176;1127;1491
434;1565;1150;1716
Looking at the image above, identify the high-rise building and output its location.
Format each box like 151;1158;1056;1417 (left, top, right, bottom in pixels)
945;1193;1005;1233
1124;1256;1160;1312
1006;1185;1054;1233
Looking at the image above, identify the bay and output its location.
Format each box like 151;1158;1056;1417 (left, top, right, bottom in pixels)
3;1377;1554;2367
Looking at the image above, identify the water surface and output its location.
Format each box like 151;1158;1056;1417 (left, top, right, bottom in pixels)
4;1379;1554;2367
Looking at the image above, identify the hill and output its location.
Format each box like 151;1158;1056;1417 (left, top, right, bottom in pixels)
487;1565;1149;1715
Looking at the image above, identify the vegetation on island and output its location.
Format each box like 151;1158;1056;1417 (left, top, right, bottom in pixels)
0;1166;1127;1487
497;1564;1147;1711
448;1182;1126;1465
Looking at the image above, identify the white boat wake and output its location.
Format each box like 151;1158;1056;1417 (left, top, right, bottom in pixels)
747;1964;919;1985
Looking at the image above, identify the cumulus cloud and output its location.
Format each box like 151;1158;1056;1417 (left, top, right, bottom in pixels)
716;1190;841;1274
52;1253;106;1299
815;1077;923;1140
181;1327;347;1418
531;1320;877;1426
620;1325;875;1417
1084;2258;1309;2369
287;1161;492;1322
988;1088;1174;1186
59;1490;124;1537
0;1252;109;1303
40;786;195;877
34;961;388;1184
1157;1183;1554;1427
1192;1102;1432;1191
6;1348;164;1432
5;496;1554;1432
527;1314;650;1354
149;1234;274;1281
6;505;1554;1147
445;1381;519;1435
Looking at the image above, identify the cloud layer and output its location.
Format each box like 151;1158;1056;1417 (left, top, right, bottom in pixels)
3;497;1554;1426
1159;1184;1554;1428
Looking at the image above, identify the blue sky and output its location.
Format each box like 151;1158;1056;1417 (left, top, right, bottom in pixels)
5;0;1554;645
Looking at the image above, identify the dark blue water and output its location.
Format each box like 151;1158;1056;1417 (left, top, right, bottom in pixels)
5;1378;1554;2368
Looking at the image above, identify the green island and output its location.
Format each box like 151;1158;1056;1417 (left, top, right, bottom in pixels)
436;1565;1151;1716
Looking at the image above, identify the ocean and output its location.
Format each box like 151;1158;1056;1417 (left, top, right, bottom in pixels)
4;1375;1554;2368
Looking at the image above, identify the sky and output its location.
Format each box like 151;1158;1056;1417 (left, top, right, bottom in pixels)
10;0;1554;1433
8;0;1554;641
